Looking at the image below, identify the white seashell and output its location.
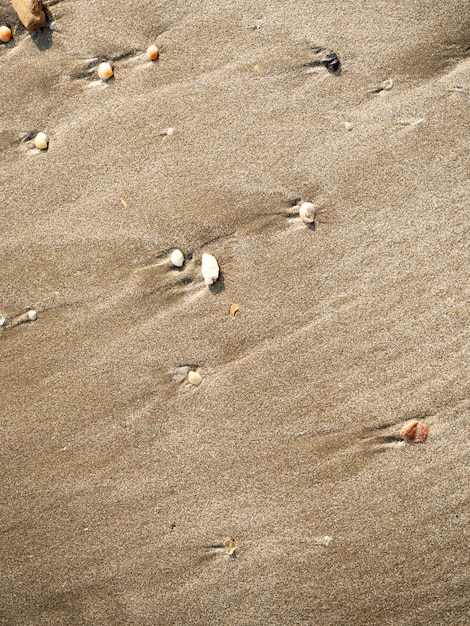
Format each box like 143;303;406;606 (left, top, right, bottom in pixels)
299;202;316;224
0;25;12;42
166;127;174;136
97;62;114;80
147;45;159;61
201;253;219;286
49;22;56;31
170;249;184;267
28;310;37;321
187;370;202;386
383;78;394;91
344;121;353;131
0;314;5;326
34;133;49;150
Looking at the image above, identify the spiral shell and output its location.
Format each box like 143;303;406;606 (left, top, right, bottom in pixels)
97;62;114;80
0;26;12;43
299;202;316;224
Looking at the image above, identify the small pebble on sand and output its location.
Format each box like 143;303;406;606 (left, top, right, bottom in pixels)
34;132;49;150
147;45;159;61
187;370;202;386
0;25;12;42
170;249;184;267
97;62;113;81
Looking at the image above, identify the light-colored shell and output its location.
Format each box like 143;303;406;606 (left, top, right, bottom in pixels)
0;26;12;42
147;45;159;61
187;370;202;386
166;127;174;136
201;253;219;285
35;133;49;150
98;62;114;80
344;121;353;131
299;202;316;224
0;314;5;326
399;420;429;443
170;249;184;267
28;310;37;321
230;304;240;317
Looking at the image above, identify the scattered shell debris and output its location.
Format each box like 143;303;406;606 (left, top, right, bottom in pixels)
201;253;219;286
97;62;113;81
298;202;316;224
34;132;49;150
373;78;394;93
230;303;240;317
399;420;429;443
0;25;12;42
187;370;202;386
313;536;333;547
147;45;159;61
170;249;184;267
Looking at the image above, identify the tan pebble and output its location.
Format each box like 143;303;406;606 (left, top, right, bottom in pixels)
11;0;46;31
187;370;202;386
147;45;159;61
34;132;49;150
0;25;12;42
230;304;240;317
97;62;113;80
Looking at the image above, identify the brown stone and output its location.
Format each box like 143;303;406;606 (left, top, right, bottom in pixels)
11;0;46;31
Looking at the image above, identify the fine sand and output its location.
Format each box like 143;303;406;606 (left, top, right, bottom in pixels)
1;1;469;624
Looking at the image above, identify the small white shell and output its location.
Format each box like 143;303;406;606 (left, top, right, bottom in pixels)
166;127;174;136
0;314;5;326
201;253;219;286
28;310;37;321
147;45;159;61
34;133;49;150
49;22;56;31
299;202;316;224
0;25;12;43
98;62;114;80
187;370;202;386
170;249;184;267
344;121;353;131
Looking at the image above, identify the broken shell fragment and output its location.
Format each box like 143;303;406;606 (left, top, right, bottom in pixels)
170;249;184;267
201;253;219;286
97;62;113;80
313;535;333;547
34;132;49;150
0;314;5;326
322;51;340;72
0;25;12;42
223;537;237;556
399;420;429;443
299;202;316;224
187;370;202;386
147;45;159;61
230;304;240;318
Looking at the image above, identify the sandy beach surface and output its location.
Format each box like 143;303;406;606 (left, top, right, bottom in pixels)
1;1;469;624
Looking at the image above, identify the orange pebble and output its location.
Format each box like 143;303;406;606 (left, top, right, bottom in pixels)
0;26;12;42
147;45;159;61
399;420;429;443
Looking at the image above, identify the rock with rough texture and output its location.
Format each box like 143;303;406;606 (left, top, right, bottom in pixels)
11;0;46;31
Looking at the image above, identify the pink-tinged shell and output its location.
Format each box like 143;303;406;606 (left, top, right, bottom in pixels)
399;420;429;443
299;202;316;224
